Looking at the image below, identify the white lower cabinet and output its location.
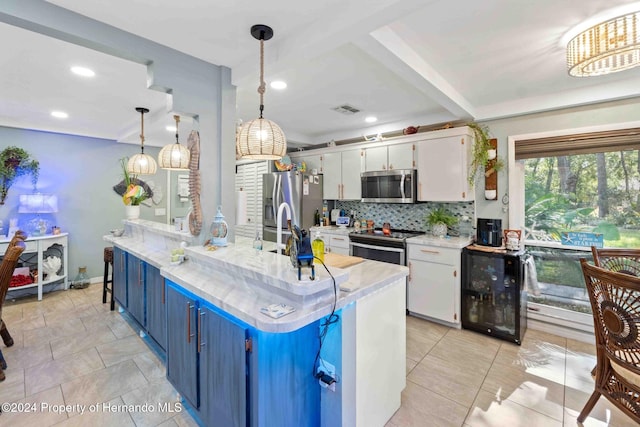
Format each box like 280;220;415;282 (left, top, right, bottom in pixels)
310;227;351;256
407;242;461;325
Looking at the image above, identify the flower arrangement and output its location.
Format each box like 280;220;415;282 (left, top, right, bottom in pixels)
0;146;39;204
120;157;149;206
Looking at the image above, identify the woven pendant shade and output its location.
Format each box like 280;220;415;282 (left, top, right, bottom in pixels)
158;115;190;170
158;143;190;169
127;153;157;175
237;25;286;160
236;117;286;160
128;107;157;175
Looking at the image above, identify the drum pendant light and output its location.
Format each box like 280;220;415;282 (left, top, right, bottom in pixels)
158;115;190;170
236;25;287;160
128;107;157;175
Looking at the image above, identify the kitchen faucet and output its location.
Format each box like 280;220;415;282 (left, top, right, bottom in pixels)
276;202;292;253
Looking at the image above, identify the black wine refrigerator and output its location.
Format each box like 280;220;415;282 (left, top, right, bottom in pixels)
461;247;527;344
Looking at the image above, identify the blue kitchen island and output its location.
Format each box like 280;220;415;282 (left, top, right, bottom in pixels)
106;220;407;427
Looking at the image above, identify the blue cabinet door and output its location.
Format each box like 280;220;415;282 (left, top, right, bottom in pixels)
166;283;198;409
199;304;248;427
127;255;145;326
113;247;127;308
146;265;167;350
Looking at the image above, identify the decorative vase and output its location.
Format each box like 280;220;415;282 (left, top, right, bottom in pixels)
125;205;140;219
210;206;228;246
432;222;447;238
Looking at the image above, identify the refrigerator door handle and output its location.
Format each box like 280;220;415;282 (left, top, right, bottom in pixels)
272;174;278;222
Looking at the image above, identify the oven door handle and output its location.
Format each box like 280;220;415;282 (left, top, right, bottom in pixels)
349;241;405;253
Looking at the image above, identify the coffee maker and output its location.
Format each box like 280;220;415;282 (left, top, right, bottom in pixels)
476;218;502;247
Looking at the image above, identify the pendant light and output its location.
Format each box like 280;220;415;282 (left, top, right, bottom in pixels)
128;107;157;175
236;25;287;160
158;115;190;170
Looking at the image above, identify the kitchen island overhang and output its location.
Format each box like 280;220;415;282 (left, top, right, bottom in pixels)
106;219;407;427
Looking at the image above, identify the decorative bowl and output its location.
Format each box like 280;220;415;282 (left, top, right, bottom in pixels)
110;229;124;237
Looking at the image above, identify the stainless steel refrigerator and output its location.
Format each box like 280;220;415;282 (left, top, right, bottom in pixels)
263;171;323;243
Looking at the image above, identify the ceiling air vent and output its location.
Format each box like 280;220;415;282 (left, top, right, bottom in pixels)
332;104;360;115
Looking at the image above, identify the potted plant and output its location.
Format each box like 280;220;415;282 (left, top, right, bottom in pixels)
119;157;149;219
0;146;39;204
426;207;458;237
467;122;501;186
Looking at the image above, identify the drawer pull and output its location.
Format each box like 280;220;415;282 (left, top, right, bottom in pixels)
420;249;440;254
186;303;194;343
333;237;345;241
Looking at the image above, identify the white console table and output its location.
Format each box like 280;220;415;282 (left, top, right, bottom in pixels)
1;233;69;301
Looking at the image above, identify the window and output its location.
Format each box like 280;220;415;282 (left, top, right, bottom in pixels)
508;123;640;333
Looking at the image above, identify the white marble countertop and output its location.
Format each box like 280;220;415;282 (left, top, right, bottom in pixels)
406;235;473;249
106;230;409;333
309;225;354;236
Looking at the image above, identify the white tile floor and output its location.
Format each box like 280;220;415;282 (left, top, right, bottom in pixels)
0;284;632;426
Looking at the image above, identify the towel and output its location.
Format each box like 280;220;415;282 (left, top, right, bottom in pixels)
524;254;541;296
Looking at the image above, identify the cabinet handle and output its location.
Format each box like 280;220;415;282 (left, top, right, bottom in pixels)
389;164;393;170
120;253;124;272
138;261;142;285
383;164;386;170
420;249;440;254
333;237;345;241
418;182;422;198
186;303;194;343
341;184;344;199
161;282;165;304
408;261;412;282
197;308;206;353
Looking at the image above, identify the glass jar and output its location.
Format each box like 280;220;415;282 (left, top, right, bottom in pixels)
71;266;90;289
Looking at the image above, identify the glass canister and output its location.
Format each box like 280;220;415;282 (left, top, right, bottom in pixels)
71;266;90;289
210;206;228;246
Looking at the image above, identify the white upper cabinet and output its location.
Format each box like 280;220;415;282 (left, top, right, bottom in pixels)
322;150;362;200
417;132;474;202
363;143;415;172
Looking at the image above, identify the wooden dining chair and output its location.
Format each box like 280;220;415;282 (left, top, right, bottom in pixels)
578;259;640;423
591;246;640;276
0;243;26;381
0;230;26;347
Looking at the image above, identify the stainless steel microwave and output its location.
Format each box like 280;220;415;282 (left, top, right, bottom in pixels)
361;169;417;203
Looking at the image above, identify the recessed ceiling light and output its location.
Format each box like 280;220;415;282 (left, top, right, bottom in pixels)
70;66;95;77
51;111;68;119
166;125;177;132
365;116;378;123
270;80;287;90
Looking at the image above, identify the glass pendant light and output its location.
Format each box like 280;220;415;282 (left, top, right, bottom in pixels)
128;107;157;175
158;114;190;170
236;25;287;160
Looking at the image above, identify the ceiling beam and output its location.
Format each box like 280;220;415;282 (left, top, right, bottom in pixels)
230;0;439;86
367;25;475;120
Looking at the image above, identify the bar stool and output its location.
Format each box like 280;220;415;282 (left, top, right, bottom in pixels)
103;247;114;311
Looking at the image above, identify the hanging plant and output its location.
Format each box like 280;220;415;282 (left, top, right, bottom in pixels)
0;146;40;205
467;122;494;185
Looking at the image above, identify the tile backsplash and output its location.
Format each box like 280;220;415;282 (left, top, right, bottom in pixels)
335;201;474;236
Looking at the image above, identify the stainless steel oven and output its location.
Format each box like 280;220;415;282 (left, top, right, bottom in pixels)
349;229;423;265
